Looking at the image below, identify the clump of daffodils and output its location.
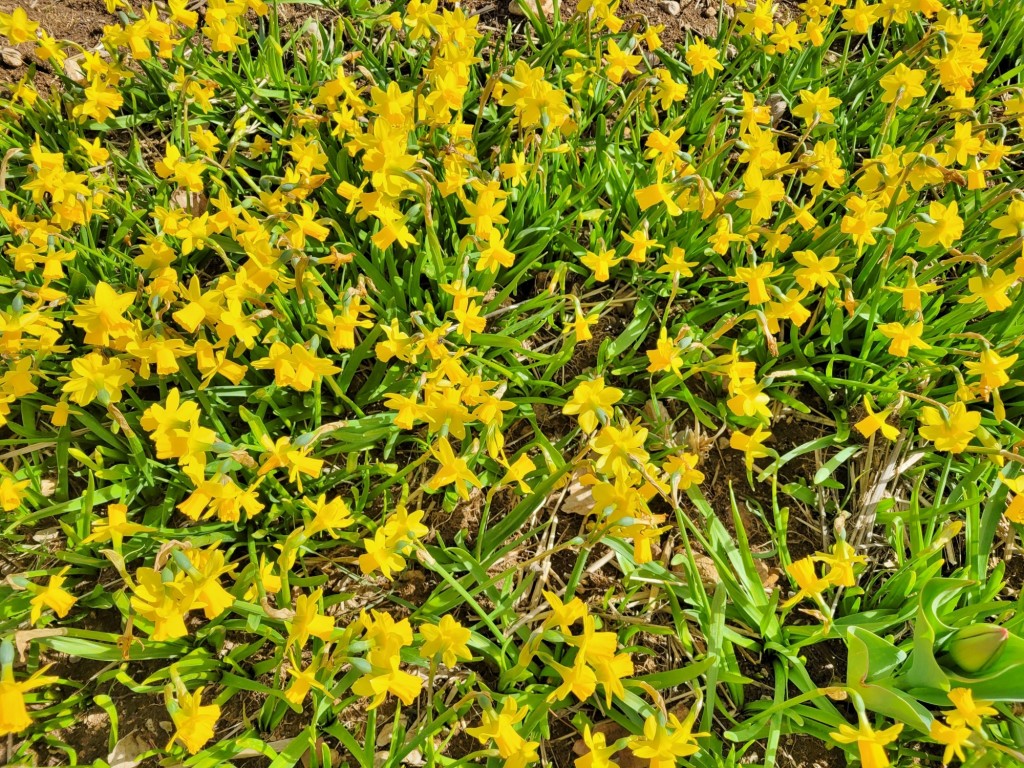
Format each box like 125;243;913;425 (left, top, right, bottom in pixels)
0;0;1021;764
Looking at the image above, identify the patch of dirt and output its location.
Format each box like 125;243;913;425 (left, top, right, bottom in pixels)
702;433;774;543
30;606;170;767
0;0;337;95
0;0;113;90
734;635;853;735
275;0;336;32
619;0;720;42
548;491;624;600
319;557;442;621
483;544;529;598
481;484;521;533
230;697;307;768
442;721;480;761
577;561;620;593
466;0;721;46
735;644;774;700
1000;545;1024;598
771;410;833;563
335;699;370;745
544;710;580;768
775;733;844;768
700;397;830;570
431;487;484;545
549;536;579;581
391;563;442;616
533;400;576;441
42;604;122;679
629;628;686;676
559;298;631;384
35;691;170;768
35;707;113;767
801;637;846;688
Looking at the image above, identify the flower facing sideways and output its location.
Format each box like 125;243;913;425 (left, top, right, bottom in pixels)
0;650;58;737
830;720;903;768
167;685;220;754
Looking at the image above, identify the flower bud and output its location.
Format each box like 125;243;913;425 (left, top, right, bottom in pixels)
948;624;1008;673
0;638;14;669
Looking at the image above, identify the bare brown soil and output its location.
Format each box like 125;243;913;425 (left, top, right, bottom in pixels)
467;0;720;45
0;0;113;89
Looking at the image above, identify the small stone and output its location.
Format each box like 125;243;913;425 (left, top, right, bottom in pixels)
766;93;789;125
702;2;718;17
659;0;681;14
169;187;209;216
508;0;555;17
39;477;56;497
63;55;86;83
693;554;720;589
0;47;23;68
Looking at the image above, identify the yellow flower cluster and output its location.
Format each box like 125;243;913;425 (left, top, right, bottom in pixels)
0;0;1021;763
